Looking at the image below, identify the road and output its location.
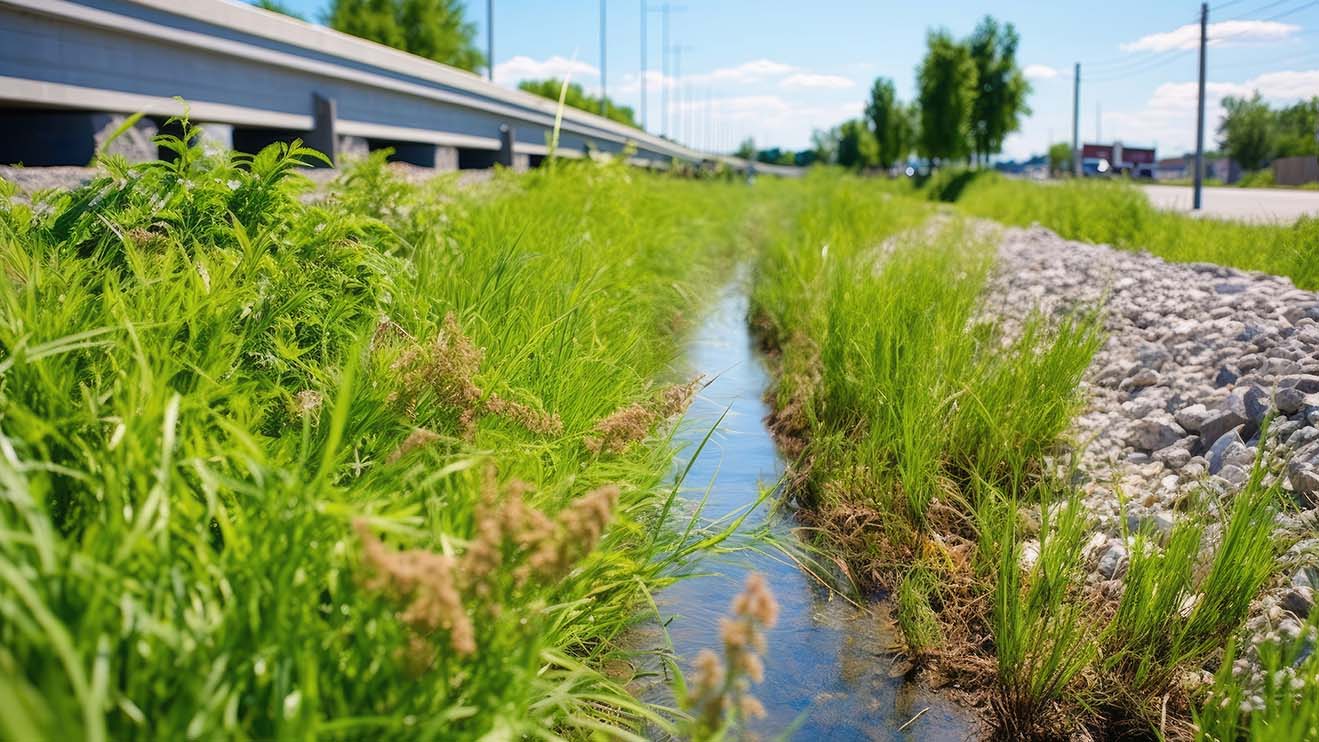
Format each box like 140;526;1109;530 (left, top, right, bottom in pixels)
1141;184;1319;224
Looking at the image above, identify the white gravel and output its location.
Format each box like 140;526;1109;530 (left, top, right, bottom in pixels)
988;224;1319;687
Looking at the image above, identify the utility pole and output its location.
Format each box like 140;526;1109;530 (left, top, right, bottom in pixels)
1072;62;1081;177
673;45;683;144
661;3;670;138
1194;1;1208;210
599;0;607;116
640;0;647;130
486;0;494;81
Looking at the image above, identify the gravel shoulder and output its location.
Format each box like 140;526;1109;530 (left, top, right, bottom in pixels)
989;224;1319;681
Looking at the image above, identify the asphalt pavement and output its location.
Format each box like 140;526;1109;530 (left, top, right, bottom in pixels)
1141;184;1319;224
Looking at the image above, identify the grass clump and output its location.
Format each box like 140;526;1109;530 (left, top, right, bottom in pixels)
946;172;1319;289
749;173;1100;653
0;118;773;738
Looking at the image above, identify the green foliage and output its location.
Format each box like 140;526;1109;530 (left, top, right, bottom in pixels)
750;172;1097;538
865;78;915;169
1105;465;1279;700
986;490;1097;738
943;172;1319;290
734;137;757;161
517;78;639;128
1048;141;1073;175
1219;93;1277;171
250;0;307;19
835;119;877;170
1195;623;1319;740
1275;96;1319;158
327;0;485;72
917;29;978;164
0;119;769;738
967;16;1031;164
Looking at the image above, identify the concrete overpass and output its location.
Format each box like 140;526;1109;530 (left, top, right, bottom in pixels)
0;0;798;175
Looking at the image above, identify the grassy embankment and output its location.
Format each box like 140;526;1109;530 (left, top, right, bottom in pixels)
930;171;1319;289
0;121;783;739
752;172;1314;738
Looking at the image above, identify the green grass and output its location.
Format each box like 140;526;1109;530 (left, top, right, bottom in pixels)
943;172;1319;289
747;172;1299;737
749;173;1100;670
0;122;779;738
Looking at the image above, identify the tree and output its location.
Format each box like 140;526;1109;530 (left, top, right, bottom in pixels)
251;0;306;20
967;16;1031;166
810;128;840;165
917;29;977;166
735;138;757;160
1218;93;1277;171
1048;141;1072;176
327;0;484;72
1276;97;1319;158
836;119;877;169
865;78;915;170
517;79;638;128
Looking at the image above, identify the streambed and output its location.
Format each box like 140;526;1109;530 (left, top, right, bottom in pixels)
634;280;974;739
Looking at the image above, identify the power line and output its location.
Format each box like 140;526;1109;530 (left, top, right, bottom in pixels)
1084;0;1319;82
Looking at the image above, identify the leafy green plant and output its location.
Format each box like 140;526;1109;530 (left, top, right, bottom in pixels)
0;115;777;738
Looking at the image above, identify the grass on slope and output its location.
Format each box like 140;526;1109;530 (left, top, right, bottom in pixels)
941;172;1319;290
750;172;1299;738
0;121;771;739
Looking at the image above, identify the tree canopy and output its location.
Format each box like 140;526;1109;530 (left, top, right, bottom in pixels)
1219;93;1279;171
836;119;878;170
327;0;485;72
916;29;978;164
250;0;306;20
516;79;639;128
865;78;916;169
967;16;1031;165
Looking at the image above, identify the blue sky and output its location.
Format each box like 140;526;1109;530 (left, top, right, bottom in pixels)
268;0;1319;159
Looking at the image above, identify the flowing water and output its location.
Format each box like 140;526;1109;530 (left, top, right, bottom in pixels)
637;280;975;739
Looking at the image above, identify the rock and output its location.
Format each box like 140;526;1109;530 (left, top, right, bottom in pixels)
1281;375;1319;394
1175;403;1211;432
1153;442;1192;469
1241;385;1272;426
1137;347;1172;371
1214;366;1239;388
1218;464;1249;487
1290;466;1319;496
1098;543;1127;579
1287;426;1319;450
1293;567;1319;590
1281;586;1315;619
1222;441;1255;470
1200;407;1249;446
1207;428;1244;475
1123;368;1160;389
1276;387;1308;415
1130;416;1185;452
1127;511;1174;536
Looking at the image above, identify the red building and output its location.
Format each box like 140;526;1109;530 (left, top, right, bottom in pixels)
1081;142;1156;174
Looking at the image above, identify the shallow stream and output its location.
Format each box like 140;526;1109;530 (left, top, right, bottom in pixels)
639;281;974;739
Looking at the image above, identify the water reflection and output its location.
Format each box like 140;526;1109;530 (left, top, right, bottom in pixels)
642;280;974;740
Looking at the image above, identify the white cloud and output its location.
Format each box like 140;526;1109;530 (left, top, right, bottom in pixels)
1121;20;1299;53
1100;68;1319;155
780;72;855;90
1023;64;1060;81
687;58;798;85
493;55;598;86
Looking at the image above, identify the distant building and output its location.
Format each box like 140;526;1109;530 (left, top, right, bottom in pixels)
1154;154;1242;184
1081;142;1156;175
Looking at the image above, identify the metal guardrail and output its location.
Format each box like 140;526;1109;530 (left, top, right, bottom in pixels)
0;0;800;176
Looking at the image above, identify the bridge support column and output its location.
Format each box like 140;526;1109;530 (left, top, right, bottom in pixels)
498;124;515;168
307;93;337;167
